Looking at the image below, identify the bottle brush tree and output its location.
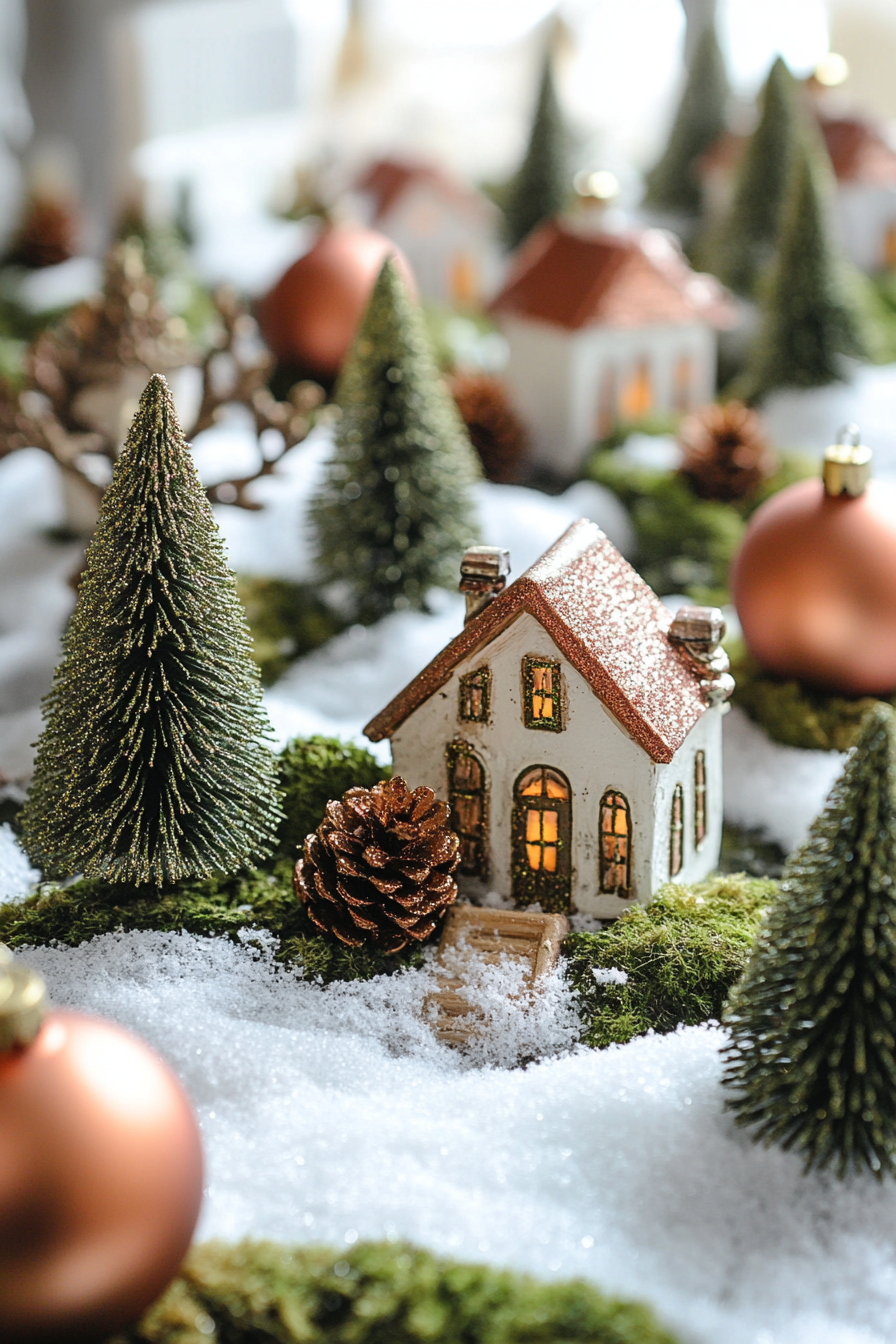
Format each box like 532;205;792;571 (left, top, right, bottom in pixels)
723;703;896;1180
19;374;282;886
740;130;868;401
503;49;570;251
310;256;481;624
702;56;800;297
643;22;729;217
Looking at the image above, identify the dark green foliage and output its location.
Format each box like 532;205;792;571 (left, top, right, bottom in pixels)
276;735;386;862
311;258;481;624
237;577;346;686
718;821;786;880
565;875;773;1049
740;134;868;401
730;643;895;752
503;52;570;250
701;57;800;297
643;23;729;216
18;375;282;886
723;704;896;1179
114;1239;680;1344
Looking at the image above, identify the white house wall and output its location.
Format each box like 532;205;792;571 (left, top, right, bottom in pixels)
834;184;896;273
388;609;723;919
378;182;502;306
501;317;717;480
650;706;724;895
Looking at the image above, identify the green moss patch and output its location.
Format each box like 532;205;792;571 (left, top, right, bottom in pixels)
0;860;424;984
565;875;774;1049
583;446;814;608
237;577;346;686
729;644;893;752
113;1239;680;1344
276;736;388;862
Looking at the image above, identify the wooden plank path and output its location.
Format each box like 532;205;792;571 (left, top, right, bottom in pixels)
426;905;569;1046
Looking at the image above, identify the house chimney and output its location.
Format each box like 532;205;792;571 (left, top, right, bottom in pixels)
668;604;734;708
459;546;511;624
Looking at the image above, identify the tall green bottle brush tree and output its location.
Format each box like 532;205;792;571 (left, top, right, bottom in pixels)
503;50;570;251
740;131;868;401
311;256;481;624
702;57;801;298
20;374;282;886
723;703;896;1180
643;22;729;218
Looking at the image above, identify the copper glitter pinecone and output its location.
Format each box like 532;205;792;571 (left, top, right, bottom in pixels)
678;401;776;502
294;777;460;953
449;372;528;483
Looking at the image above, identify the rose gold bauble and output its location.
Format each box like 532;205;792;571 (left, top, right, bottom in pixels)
0;970;203;1344
256;224;416;380
731;436;896;696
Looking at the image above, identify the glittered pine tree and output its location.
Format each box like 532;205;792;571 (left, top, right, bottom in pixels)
310;256;481;623
740;131;868;400
702;57;800;297
503;51;570;251
643;22;729;217
723;703;896;1180
19;375;282;886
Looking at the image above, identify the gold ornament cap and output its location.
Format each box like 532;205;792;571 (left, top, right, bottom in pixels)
823;424;872;498
0;945;47;1051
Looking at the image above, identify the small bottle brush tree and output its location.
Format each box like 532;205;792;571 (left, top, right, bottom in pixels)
503;51;570;251
20;375;282;886
723;703;896;1179
311;256;481;624
740;131;868;401
703;57;801;297
643;22;729;217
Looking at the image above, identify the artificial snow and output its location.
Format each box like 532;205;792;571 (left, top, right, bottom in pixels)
723;707;845;854
19;929;896;1344
0;820;38;901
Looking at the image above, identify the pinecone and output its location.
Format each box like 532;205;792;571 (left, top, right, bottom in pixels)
294;777;460;953
449;372;528;483
678;401;776;502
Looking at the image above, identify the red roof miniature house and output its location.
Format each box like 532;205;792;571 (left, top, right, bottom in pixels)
488;220;732;479
353;158;502;307
700;116;896;274
365;521;733;918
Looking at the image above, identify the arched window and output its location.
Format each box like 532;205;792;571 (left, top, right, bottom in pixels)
446;742;488;880
620;359;653;420
670;783;684;878
599;790;631;897
885;224;896;271
674;354;693;412
694;751;706;848
511;765;572;912
595;365;617;441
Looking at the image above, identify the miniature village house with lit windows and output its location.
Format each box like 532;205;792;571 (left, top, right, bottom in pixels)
353;158;502;308
489;221;734;480
364;520;733;919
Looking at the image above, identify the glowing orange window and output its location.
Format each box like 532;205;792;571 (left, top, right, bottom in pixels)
599;789;631;896
512;766;572;911
620;359;653;421
523;657;562;731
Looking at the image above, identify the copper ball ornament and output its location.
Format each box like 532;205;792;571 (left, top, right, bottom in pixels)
0;955;203;1344
256;224;416;380
731;430;896;696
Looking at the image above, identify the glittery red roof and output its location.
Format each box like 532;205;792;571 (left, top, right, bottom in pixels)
357;159;494;224
488;221;733;331
364;520;709;763
700;117;896;188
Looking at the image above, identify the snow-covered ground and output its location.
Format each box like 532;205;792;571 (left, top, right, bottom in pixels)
4;411;895;1343
17;926;896;1344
